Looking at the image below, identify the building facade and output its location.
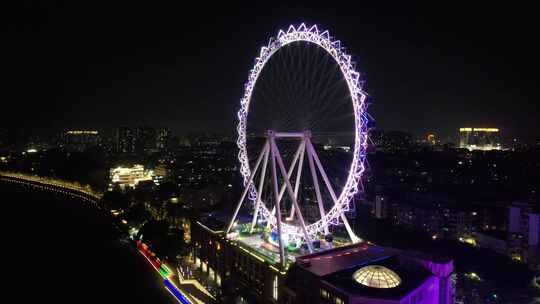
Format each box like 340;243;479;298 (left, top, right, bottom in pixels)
190;217;454;304
458;128;501;151
61;130;100;152
109;164;153;189
508;202;540;268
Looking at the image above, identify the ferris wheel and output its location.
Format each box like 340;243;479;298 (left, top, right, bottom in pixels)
227;23;368;264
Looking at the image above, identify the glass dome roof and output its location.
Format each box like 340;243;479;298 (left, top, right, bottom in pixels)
352;265;401;289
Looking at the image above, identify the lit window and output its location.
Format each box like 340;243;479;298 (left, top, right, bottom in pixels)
272;275;278;300
202;261;207;273
321;289;330;299
335;297;344;304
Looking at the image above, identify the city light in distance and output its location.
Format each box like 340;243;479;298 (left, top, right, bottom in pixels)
459;128;499;132
65;130;99;135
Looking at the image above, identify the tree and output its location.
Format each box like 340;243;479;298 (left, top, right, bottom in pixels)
138;220;169;255
124;202;151;227
138;220;186;261
101;189;130;211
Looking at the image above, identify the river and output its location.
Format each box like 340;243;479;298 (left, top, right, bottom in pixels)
1;181;176;303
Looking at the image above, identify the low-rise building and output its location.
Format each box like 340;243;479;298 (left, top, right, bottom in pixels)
109;164;153;189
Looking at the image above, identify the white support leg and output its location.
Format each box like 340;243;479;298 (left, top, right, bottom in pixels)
270;139;286;267
250;146;269;233
306;139;360;243
272;139;314;253
287;140;305;221
340;212;360;243
306;138;329;235
226;141;269;234
266;142;304;228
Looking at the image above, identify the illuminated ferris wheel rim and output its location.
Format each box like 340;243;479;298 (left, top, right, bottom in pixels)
237;23;369;238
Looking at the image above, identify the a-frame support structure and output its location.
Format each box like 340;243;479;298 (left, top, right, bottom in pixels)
226;130;359;268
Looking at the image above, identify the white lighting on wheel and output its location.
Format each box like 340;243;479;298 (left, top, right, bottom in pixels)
236;23;368;241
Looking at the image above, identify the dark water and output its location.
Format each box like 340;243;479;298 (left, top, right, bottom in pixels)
1;182;175;304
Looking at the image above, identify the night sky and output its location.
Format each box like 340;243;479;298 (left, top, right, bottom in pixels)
3;1;539;142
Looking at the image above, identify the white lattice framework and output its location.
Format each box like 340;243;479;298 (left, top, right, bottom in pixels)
234;23;368;244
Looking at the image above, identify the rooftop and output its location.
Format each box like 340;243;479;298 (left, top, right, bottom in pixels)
323;255;431;300
296;243;398;277
353;265;401;289
295;243;436;300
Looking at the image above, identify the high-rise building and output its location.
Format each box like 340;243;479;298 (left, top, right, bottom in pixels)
116;127;170;154
458;128;501;151
370;130;413;152
508;202;540;268
61;130;100;152
375;195;389;219
117;127;136;153
156;128;170;150
508;203;540;246
135;127;157;153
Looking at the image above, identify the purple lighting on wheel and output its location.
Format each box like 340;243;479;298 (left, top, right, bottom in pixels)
236;23;369;240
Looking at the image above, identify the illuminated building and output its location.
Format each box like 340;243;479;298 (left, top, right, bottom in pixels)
61;130;100;152
109;164;153;189
426;133;436;145
152;163;169;185
458;128;501;151
190;216;454;304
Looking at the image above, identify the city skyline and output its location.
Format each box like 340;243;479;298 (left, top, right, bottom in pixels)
2;2;539;141
2;5;540;301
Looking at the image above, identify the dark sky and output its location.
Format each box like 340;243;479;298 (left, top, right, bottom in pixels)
2;1;539;142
